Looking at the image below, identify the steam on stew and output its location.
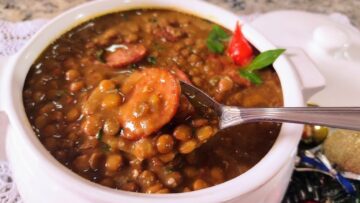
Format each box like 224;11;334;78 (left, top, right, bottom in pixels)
23;10;283;193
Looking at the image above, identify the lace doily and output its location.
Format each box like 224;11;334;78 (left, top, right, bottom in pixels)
0;162;22;203
0;19;47;56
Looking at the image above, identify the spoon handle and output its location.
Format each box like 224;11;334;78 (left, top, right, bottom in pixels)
221;107;360;130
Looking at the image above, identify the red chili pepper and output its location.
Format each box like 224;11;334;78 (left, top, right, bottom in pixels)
227;23;253;67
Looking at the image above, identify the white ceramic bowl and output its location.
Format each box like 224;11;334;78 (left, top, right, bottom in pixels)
0;0;325;202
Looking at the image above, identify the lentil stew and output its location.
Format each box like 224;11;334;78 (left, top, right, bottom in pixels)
23;9;283;193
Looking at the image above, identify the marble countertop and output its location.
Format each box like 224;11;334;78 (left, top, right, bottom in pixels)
0;0;360;28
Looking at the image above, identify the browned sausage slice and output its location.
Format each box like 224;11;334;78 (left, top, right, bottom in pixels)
105;44;147;68
169;66;192;84
119;68;180;140
154;26;187;42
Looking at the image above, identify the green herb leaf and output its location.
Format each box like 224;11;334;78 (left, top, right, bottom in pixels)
239;70;263;85
245;49;285;71
164;166;174;174
100;142;110;152
210;25;229;40
147;56;157;65
95;49;105;63
55;90;66;98
96;128;104;141
153;42;164;51
150;17;158;23
238;48;285;85
206;40;225;53
206;25;229;53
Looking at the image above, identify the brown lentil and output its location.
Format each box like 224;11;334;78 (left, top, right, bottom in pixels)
196;125;214;142
69;81;85;93
105;154;123;171
193;178;209;190
73;154;91;172
138;170;157;187
103;118;120;136
101;94;122;109
217;76;234;93
89;151;105;170
178;139;198;154
173;125;192;141
210;167;225;184
65;69;80;81
99;80;116;92
156;134;174;154
66;108;80;122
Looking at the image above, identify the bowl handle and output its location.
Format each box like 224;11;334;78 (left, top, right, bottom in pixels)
0;56;11;160
0;113;8;160
0;56;12;113
285;48;326;101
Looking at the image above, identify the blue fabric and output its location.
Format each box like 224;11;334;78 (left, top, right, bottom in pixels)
300;153;356;195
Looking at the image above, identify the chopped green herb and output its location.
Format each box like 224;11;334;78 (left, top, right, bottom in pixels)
209;25;229;40
244;49;285;71
120;13;129;20
131;63;139;68
206;25;229;54
96;128;103;141
100;142;110;152
239;70;263;85
55;90;66;98
153;43;164;51
207;40;225;54
239;49;285;85
177;160;185;169
147;56;157;65
164;166;174;174
150;17;158;23
95;49;105;63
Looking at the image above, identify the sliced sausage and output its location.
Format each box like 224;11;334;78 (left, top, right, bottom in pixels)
154;25;187;42
169;66;192;84
105;44;147;68
119;68;180;140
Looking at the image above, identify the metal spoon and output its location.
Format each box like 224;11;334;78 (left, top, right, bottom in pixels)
180;81;360;131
